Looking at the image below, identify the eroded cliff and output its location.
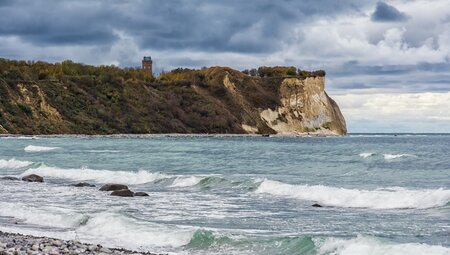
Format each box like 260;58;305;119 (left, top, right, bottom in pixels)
0;59;346;135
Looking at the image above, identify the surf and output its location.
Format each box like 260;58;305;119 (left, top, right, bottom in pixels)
255;179;450;209
0;158;33;169
21;165;171;185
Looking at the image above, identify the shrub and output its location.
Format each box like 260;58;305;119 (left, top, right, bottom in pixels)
17;103;33;116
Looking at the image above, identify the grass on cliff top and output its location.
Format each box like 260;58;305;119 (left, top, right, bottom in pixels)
0;58;325;85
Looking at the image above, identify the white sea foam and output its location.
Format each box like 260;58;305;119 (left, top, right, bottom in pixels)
0;158;33;169
76;212;195;249
359;152;375;158
21;166;170;185
0;202;85;228
317;235;450;255
0;136;39;140
383;154;416;160
0;203;194;250
255;179;450;209
24;145;60;152
170;176;202;187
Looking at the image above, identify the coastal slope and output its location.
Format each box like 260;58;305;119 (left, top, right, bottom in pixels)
0;59;346;135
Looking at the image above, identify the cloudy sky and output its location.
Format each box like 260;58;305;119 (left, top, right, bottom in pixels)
1;0;449;133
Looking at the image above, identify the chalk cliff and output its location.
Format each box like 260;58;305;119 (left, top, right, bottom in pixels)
0;59;346;135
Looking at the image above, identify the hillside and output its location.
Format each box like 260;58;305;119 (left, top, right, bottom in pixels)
0;59;346;135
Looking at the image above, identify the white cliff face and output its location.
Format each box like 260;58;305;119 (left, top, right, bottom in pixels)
259;77;347;135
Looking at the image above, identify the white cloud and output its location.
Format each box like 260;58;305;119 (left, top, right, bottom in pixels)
333;92;450;132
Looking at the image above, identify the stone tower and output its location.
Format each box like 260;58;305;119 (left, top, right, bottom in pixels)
142;56;152;74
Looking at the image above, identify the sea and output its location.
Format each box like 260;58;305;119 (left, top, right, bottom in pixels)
0;134;449;255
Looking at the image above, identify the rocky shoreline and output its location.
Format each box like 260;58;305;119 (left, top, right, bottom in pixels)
0;231;163;255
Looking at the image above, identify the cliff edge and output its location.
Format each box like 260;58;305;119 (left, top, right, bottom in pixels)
0;59;346;135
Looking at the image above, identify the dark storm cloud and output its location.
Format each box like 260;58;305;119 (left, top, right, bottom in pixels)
371;1;408;22
329;61;450;78
0;1;120;46
0;0;372;52
327;62;450;93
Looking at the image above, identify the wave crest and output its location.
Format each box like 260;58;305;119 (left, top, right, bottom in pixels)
186;230;316;254
0;202;86;228
21;166;170;185
255;179;450;209
77;212;194;248
170;176;202;187
24;145;60;152
318;235;450;255
383;154;416;160
0;158;33;169
359;152;375;158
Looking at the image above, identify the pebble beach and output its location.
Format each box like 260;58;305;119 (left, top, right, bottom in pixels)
0;232;161;255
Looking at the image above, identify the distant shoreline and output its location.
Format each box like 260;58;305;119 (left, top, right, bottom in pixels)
0;133;342;138
0;133;448;139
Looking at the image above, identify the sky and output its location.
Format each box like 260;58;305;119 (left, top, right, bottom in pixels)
0;0;449;133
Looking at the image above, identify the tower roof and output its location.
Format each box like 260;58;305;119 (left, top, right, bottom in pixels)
143;56;152;61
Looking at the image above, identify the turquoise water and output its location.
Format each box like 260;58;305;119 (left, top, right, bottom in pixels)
0;134;449;254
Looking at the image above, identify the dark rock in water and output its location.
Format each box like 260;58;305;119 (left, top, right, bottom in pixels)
71;182;95;187
134;192;149;196
1;176;20;181
99;183;128;191
262;134;270;137
312;203;323;207
110;189;134;197
21;174;43;182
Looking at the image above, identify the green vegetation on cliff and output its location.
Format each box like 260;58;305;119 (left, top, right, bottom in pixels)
0;58;344;135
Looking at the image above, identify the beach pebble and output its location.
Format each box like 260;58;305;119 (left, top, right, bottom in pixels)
51;240;62;246
31;244;38;251
0;231;160;255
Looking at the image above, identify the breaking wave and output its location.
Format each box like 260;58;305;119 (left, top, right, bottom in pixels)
21;166;170;185
170;176;202;187
186;231;450;255
317;235;450;255
20;165;258;190
76;212;194;249
383;154;417;160
0;158;33;169
358;152;417;160
255;179;450;209
0;202;86;228
0;203;193;249
359;152;375;158
24;145;60;152
186;230;316;254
